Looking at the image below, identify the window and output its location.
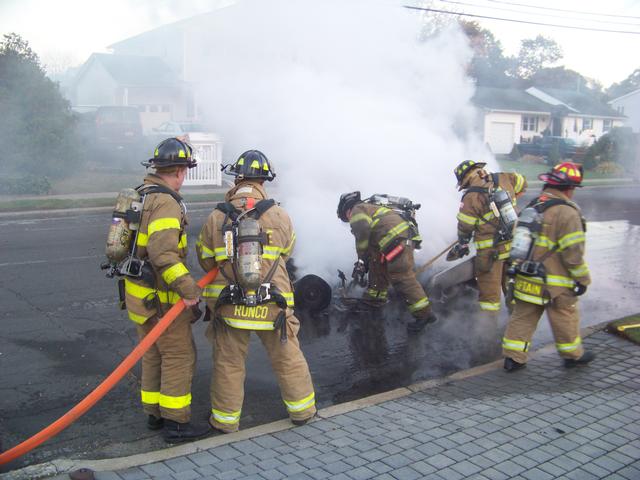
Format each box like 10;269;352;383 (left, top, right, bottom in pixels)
136;105;146;112
583;118;593;130
522;115;538;132
603;119;612;133
149;105;159;113
161;105;171;113
616;105;625;115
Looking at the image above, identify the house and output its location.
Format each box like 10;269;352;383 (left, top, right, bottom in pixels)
69;53;191;133
473;86;626;154
609;88;640;133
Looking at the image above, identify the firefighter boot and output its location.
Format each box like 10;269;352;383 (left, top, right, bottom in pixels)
564;350;596;368
504;357;526;372
147;415;164;431
163;420;210;444
407;308;438;333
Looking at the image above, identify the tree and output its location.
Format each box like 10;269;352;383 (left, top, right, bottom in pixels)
512;35;562;79
607;67;640;100
0;33;79;178
459;20;515;87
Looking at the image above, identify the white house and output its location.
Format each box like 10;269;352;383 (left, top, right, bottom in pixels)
69;53;191;133
609;88;640;133
473;86;626;154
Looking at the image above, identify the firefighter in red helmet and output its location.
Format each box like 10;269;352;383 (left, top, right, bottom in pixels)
503;162;595;371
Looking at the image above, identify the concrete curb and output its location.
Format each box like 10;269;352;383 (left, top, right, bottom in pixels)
1;320;611;480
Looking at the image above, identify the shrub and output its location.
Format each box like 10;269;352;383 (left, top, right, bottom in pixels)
594;161;624;176
583;127;637;171
0;175;51;195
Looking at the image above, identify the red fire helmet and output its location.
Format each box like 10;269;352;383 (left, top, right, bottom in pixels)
538;161;583;187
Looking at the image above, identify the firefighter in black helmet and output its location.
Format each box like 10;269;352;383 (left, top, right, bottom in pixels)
142;137;198;169
221;149;276;181
197;149;316;432
337;191;437;333
129;137;209;443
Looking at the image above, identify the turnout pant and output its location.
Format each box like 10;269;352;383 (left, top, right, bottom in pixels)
365;243;431;319
136;311;196;423
206;311;316;432
502;293;584;364
474;250;506;314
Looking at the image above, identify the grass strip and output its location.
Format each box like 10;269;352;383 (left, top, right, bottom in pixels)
0;193;225;213
606;313;640;345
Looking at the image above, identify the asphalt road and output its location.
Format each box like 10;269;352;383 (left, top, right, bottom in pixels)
1;185;639;471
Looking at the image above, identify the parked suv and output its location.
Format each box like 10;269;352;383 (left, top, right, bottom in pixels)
74;106;143;146
517;136;578;163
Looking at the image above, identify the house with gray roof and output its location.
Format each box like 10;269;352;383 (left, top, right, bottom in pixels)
69;53;192;133
609;88;640;133
473;86;625;154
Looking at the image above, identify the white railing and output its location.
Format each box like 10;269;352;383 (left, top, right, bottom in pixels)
185;138;223;186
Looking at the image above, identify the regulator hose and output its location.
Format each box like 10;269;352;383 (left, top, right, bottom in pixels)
0;268;218;466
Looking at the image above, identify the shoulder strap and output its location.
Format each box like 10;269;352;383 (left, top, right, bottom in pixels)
254;199;276;218
532;197;574;213
491;172;500;189
137;184;183;205
461;186;489;200
215;201;240;225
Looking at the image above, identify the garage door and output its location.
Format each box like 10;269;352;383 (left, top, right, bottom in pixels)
487;122;515;154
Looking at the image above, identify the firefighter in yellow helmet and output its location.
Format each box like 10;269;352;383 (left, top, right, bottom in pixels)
127;138;208;443
503;162;594;371
447;160;527;316
337;192;437;333
197;150;316;432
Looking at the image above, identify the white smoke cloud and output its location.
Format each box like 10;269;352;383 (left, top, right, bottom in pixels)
193;0;495;279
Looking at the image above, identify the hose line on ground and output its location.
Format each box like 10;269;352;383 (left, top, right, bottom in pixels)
0;268;219;466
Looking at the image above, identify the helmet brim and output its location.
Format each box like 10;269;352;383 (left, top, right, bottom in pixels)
538;172;582;187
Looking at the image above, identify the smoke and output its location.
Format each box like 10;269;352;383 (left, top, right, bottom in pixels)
193;0;494;278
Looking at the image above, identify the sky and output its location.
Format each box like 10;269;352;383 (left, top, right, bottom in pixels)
0;0;639;85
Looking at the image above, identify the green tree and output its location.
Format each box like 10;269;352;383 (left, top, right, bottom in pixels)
0;33;79;178
512;35;562;79
459;20;515;87
607;67;640;99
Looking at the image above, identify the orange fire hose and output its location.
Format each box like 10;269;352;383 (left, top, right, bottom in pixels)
0;268;218;466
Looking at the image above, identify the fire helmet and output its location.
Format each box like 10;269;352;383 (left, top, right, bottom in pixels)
142;138;197;169
538;162;583;187
454;160;486;190
337;191;361;222
222;150;276;181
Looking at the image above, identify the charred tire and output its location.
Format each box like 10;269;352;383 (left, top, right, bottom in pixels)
294;274;332;312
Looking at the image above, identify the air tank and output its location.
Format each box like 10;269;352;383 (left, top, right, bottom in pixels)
105;188;141;264
493;189;518;230
510;207;539;261
236;217;263;305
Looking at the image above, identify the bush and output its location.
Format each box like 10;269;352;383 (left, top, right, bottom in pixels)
594;161;624;175
583;127;637;171
0;175;51;195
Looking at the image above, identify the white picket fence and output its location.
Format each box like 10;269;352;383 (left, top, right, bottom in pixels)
185;138;223;186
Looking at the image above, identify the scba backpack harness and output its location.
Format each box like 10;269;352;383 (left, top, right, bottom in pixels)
213;198;291;343
364;194;422;262
103;184;184;312
463;173;518;244
507;196;583;304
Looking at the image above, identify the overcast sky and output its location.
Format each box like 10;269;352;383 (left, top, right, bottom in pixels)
1;0;639;86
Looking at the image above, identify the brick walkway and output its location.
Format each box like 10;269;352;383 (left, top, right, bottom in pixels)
41;330;640;479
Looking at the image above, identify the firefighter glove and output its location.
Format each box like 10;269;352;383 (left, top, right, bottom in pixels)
573;282;587;296
446;242;470;261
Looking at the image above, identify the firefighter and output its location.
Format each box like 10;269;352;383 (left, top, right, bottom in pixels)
197;150;316;432
503;162;594;371
447;160;527;315
126;138;208;442
337;192;437;333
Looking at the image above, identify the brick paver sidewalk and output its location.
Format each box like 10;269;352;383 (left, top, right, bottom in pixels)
49;330;640;479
